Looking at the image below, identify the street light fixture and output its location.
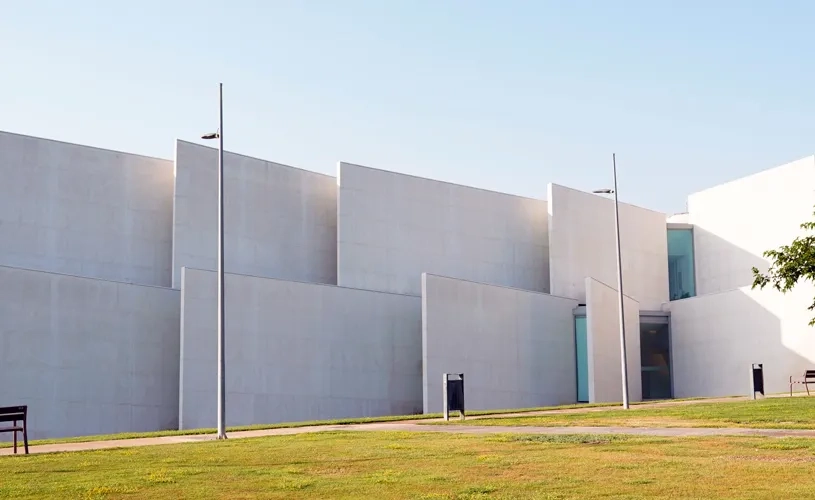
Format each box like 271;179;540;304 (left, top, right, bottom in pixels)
592;153;630;410
201;83;227;438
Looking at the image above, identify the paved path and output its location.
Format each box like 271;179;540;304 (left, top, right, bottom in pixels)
5;395;812;457
4;420;815;456
455;396;748;421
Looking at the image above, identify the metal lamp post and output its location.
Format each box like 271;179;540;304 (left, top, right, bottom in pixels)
201;83;227;438
592;153;630;410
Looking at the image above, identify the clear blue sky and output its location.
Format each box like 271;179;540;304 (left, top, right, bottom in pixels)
2;1;814;213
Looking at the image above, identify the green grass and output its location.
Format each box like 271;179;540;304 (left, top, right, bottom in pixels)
0;401;632;449
445;397;815;429
4;430;815;499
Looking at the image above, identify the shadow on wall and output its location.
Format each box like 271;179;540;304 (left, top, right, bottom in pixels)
691;226;773;296
670;284;814;399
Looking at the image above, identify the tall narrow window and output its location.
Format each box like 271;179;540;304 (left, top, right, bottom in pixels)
574;316;589;403
667;229;696;300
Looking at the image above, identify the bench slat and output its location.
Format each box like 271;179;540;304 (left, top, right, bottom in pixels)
0;406;27;425
0;406;27;413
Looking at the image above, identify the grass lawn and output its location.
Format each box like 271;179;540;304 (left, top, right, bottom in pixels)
1;402;635;449
445;397;815;429
4;431;815;499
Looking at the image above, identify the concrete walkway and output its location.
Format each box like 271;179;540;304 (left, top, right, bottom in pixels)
454;396;748;421
5;395;812;457
4;420;815;456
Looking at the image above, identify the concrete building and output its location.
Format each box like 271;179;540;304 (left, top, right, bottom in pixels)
2;128;814;440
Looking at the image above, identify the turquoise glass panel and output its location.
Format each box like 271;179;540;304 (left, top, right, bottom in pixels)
575;316;589;402
667;229;696;300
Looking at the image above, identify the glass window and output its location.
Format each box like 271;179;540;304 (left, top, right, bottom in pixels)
667;229;695;300
574;316;589;402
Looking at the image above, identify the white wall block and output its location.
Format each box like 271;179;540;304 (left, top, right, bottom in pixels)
421;274;578;413
670;283;815;398
0;266;180;440
548;183;668;310
585;277;642;403
172;140;337;289
338;162;549;296
0;131;174;287
178;268;422;429
688;156;815;295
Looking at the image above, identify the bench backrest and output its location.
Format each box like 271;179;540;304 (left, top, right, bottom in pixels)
0;406;27;423
805;370;815;381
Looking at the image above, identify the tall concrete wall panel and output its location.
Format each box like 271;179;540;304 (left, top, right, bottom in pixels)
548;183;668;310
0;266;180;440
585;277;642;403
338;162;549;296
178;268;422;430
172;141;337;288
421;274;578;413
0;131;174;286
688;156;815;295
670;283;815;398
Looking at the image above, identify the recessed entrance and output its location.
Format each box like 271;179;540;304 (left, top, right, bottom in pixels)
640;317;672;400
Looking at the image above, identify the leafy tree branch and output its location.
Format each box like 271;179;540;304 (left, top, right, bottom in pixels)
751;207;815;326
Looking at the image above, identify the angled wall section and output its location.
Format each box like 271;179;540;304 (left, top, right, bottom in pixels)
421;274;578;413
172;141;337;289
0;131;174;287
688;156;815;295
585;277;642;403
670;284;815;398
179;268;422;430
548;183;668;310
338;162;549;296
0;266;180;440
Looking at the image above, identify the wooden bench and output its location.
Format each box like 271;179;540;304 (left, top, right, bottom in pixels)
0;406;29;455
790;370;815;397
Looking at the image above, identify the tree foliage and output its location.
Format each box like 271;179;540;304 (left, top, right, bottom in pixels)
752;207;815;326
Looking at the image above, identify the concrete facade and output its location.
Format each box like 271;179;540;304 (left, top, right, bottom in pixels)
585;278;642;403
0;265;180;440
670;283;815;398
178;267;422;430
338;162;549;296
548;183;669;310
0;131;174;287
172;140;337;289
687;156;815;295
421;274;578;413
4;128;815;440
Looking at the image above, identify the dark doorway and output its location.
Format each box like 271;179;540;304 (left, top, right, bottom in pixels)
640;321;672;400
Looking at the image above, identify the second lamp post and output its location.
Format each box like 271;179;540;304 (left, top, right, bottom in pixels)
202;83;227;438
592;153;630;410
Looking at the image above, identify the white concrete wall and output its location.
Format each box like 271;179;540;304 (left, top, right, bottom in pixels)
0;266;180;440
670;283;815;398
338;162;549;296
688;156;815;295
585;278;642;403
548;183;668;310
178;268;422;430
0;131;174;287
172;141;337;289
421;274;578;413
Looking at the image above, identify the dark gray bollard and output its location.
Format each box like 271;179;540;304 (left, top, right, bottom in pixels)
751;363;764;399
